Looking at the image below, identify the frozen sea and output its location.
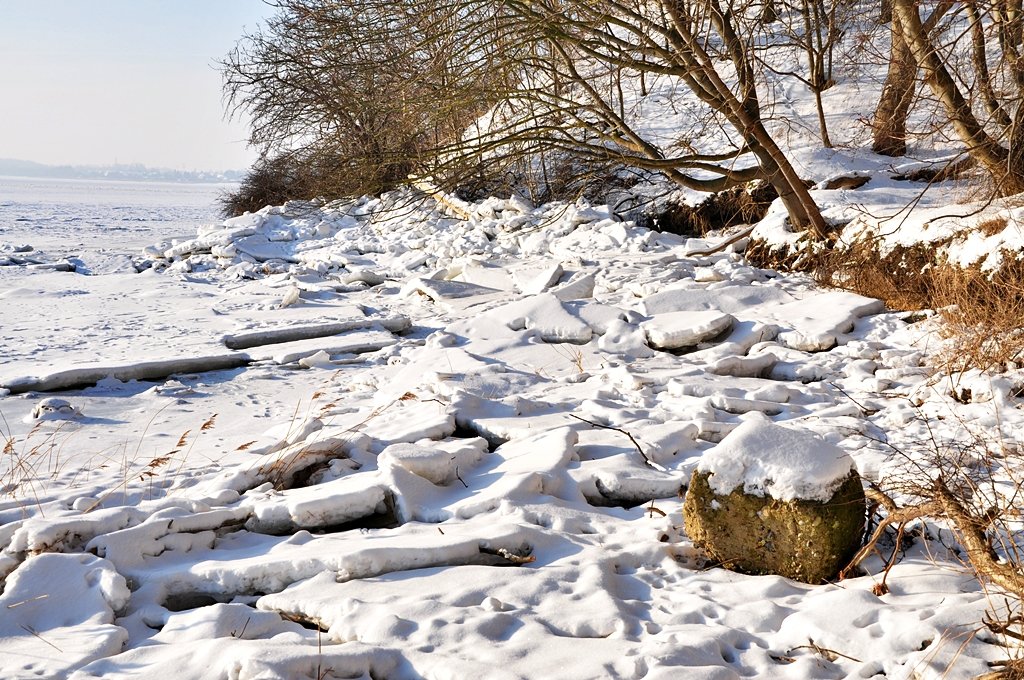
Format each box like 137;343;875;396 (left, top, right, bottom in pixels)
0;175;233;257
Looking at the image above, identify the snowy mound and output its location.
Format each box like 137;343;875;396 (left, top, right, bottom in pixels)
698;419;856;502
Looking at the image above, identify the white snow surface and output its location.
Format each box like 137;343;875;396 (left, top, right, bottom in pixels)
697;418;855;502
0;183;1017;680
4;15;1023;676
21;63;1024;677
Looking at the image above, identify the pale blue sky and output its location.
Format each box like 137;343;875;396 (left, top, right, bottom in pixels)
0;1;274;170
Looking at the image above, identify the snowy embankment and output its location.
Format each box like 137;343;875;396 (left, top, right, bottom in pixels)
0;189;1020;679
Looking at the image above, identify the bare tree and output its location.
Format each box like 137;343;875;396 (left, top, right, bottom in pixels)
222;0;507;200
449;0;829;238
223;0;828;237
891;0;1024;194
871;2;952;157
765;0;857;149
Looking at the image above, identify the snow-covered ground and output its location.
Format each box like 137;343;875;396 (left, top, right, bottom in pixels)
1;178;1021;679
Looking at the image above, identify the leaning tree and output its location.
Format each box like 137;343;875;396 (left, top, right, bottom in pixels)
447;0;829;238
225;0;829;238
890;0;1024;195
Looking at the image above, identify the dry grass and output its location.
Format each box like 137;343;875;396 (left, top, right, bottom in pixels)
811;239;940;311
0;405;223;517
981;658;1024;679
931;260;1024;373
254;391;426;490
978;217;1010;237
808;238;1024;372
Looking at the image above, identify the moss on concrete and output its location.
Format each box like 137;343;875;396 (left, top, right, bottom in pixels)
682;469;866;583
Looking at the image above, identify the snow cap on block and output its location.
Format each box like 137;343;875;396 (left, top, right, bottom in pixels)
697;419;855;502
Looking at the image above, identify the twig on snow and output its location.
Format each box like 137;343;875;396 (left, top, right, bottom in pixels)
789;639;861;663
19;624;62;652
568;414;665;471
684;224;756;257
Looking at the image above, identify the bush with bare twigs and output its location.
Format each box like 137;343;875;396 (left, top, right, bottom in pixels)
841;408;1024;673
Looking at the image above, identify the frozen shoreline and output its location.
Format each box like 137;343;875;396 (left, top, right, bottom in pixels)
0;186;1019;678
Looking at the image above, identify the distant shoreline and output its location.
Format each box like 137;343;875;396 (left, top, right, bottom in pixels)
0;158;243;184
0;173;239;187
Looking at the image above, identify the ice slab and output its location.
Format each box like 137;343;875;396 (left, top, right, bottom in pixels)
246;329;398;364
1;354;251;394
641;310;735;350
769;291;885;351
0;553;129;679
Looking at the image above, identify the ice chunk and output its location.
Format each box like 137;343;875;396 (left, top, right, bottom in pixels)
497;293;593;344
358;399;457;448
0;554;129;679
245;329;398;364
512;261;564;295
770;291;885;351
458;261;517;290
378;438;488;485
598;319;656;358
641;310;734;349
551;271;596;300
222;314;409;350
244;479;392;534
639;284;790;316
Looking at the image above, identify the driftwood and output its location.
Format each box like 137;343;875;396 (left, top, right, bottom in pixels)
684;224;757;257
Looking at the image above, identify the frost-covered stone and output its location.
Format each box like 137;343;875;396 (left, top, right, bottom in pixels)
682;420;865;583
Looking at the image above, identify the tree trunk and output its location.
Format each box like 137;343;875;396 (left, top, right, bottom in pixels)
747;125;828;239
893;0;1024;195
872;13;915;156
968;2;1012;129
802;0;833;148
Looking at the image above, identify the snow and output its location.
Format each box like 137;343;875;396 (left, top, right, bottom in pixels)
0;183;1014;679
697;419;856;502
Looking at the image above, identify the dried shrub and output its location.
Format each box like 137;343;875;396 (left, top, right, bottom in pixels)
843;415;1024;666
978;217;1010;237
745;236;819;272
220;154;320;217
812;239;941;311
454;155;640;206
807;236;1024;372
931;258;1024;372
